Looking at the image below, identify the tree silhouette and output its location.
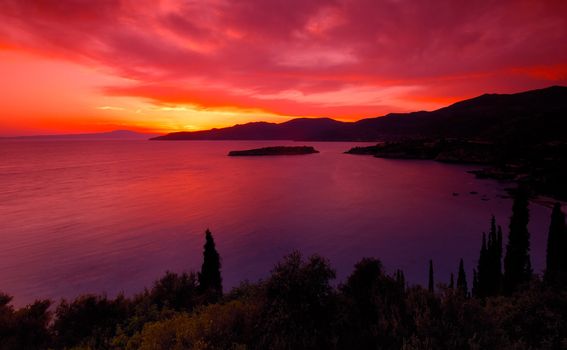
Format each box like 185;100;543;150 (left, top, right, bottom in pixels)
199;229;222;300
474;233;488;298
457;258;468;296
150;271;198;310
544;203;566;286
428;260;434;293
395;269;406;292
449;273;454;289
260;251;336;349
339;258;407;349
487;216;503;293
490;220;503;295
503;188;532;294
475;216;504;298
493;224;503;292
472;269;478;297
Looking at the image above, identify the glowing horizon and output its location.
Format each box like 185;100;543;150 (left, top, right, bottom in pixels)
0;0;566;136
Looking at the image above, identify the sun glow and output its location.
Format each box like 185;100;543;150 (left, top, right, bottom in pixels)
0;0;565;136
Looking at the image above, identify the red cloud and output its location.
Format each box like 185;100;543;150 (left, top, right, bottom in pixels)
1;0;566;123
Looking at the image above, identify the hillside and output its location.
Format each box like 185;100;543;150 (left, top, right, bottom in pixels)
152;86;567;142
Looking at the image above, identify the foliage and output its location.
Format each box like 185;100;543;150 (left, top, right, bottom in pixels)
544;202;567;286
503;188;533;294
428;260;434;293
148;271;199;311
52;294;129;349
137;301;258;350
257;251;337;350
0;294;51;350
474;216;503;298
199;229;223;302
487;284;567;349
337;258;408;349
457;258;468;297
1;209;566;349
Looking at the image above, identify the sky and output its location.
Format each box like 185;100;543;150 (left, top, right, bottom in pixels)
0;0;566;136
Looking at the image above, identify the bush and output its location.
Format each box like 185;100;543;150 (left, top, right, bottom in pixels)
257;251;337;350
53;294;128;349
137;301;258;350
0;294;51;350
337;258;408;349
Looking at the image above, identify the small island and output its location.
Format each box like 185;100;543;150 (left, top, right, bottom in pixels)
228;146;319;156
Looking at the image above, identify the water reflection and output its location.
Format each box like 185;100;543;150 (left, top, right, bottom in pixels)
0;140;551;305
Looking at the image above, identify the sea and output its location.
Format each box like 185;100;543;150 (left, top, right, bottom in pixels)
0;140;552;305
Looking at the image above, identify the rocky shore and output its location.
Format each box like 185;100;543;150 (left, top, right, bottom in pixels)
346;139;567;200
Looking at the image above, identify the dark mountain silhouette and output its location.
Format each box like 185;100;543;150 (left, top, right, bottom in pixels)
153;118;351;141
5;130;158;140
152;86;567;142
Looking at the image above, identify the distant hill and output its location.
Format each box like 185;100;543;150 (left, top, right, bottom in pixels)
152;86;567;143
5;130;158;140
154;118;352;141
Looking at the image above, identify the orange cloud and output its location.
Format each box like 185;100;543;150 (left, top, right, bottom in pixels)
0;0;566;135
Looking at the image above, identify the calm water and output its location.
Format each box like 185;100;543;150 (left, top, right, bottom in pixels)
0;140;552;305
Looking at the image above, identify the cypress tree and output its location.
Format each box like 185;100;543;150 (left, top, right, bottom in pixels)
496;225;503;287
457;258;467;296
199;229;222;300
395;269;405;285
395;269;406;293
490;215;497;240
544;203;566;285
472;269;479;297
476;233;488;298
488;217;498;275
503;188;532;294
474;225;503;299
428;260;434;293
484;217;503;296
562;213;567;286
494;225;503;294
473;217;504;298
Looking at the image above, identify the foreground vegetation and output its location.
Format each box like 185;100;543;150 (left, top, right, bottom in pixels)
1;194;567;350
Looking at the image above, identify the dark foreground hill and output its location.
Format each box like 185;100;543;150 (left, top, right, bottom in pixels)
152;86;567;143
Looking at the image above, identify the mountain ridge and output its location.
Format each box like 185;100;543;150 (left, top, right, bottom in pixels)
152;86;567;142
